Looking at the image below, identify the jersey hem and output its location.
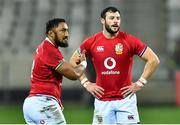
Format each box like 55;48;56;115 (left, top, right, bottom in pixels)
55;61;64;70
139;46;148;57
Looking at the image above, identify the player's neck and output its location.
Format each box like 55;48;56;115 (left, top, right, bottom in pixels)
102;31;118;39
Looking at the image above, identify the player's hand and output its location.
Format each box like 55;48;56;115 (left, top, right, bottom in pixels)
79;50;86;62
74;50;86;65
69;50;86;66
85;81;104;99
120;82;142;98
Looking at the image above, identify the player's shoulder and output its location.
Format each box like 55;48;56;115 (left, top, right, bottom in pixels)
93;31;103;37
40;40;59;55
43;39;59;52
87;32;102;39
43;39;53;47
83;32;103;43
42;40;62;58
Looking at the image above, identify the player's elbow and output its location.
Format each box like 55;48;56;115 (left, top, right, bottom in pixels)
155;56;160;66
156;57;160;66
151;56;160;67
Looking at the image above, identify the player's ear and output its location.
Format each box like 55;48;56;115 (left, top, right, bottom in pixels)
101;18;105;25
48;30;54;37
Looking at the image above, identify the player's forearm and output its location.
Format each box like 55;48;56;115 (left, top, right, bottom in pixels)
73;64;86;79
57;60;87;80
141;56;160;80
58;66;85;80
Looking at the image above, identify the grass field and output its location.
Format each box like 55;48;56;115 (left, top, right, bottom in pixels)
0;103;180;124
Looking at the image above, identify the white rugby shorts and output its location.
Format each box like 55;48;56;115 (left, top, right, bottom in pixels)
23;95;66;124
93;94;140;124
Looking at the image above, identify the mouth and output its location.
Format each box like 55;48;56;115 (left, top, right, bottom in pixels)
63;37;68;41
111;25;119;28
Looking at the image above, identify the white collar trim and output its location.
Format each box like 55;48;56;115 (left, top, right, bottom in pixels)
45;37;55;46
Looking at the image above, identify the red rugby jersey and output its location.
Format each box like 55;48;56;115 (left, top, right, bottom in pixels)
80;32;147;101
29;38;64;103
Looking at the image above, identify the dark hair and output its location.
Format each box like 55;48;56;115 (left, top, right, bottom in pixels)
46;18;66;35
101;6;120;19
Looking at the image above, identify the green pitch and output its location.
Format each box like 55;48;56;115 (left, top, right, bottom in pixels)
0;104;180;124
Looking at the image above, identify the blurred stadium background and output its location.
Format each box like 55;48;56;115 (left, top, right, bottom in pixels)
0;0;180;124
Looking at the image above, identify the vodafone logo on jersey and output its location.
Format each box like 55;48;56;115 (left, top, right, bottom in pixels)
104;57;116;69
102;57;120;75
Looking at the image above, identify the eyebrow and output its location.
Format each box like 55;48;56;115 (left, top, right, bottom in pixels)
109;15;120;18
60;28;68;31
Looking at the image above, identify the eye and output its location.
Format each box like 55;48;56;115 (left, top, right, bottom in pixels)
109;16;114;20
116;17;120;20
60;29;66;32
60;28;68;33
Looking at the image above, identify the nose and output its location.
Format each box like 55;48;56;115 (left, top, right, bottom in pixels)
114;17;120;23
65;31;69;38
114;18;119;23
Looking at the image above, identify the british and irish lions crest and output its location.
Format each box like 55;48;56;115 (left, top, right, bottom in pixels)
115;43;123;54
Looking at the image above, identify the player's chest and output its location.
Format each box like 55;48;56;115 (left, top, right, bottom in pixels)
91;40;130;60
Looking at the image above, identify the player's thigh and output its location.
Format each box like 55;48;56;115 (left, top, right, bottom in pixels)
23;97;37;124
116;95;140;123
23;96;66;124
93;99;116;124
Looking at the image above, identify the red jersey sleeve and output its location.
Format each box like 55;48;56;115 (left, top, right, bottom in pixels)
80;34;98;57
125;33;147;57
80;38;92;56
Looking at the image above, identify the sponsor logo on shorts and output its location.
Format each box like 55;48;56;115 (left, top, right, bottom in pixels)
96;115;103;124
40;120;45;124
128;115;134;120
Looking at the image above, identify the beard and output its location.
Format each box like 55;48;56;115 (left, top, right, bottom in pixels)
56;40;68;47
54;34;68;47
105;22;120;34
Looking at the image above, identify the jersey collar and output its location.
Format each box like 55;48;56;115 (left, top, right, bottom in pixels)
45;37;55;46
102;31;119;39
